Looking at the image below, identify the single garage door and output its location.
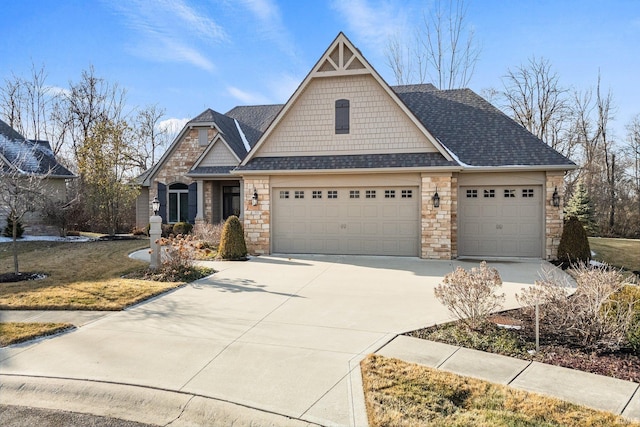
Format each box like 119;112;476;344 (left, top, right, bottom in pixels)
458;185;543;258
273;186;419;256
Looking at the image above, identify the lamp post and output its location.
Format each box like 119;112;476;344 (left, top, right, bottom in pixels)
149;196;162;270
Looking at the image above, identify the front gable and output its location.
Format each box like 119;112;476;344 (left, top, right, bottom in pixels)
242;33;454;166
193;136;241;168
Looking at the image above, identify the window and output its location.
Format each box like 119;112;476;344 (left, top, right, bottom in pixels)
312;190;322;199
335;99;350;134
466;189;478;198
279;191;289;199
385;189;396;198
504;189;516;198
328;190;338;199
294;190;304;199
349;190;360;199
401;189;413;198
168;183;189;223
483;189;495;198
198;129;208;146
365;190;376;199
522;188;534;198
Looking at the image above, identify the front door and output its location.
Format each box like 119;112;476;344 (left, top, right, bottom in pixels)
222;186;241;219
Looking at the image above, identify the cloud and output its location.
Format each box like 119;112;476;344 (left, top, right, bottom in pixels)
158;117;190;139
236;0;298;59
330;0;409;52
105;0;227;71
227;86;271;105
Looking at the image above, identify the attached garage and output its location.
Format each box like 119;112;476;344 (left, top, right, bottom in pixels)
458;185;543;258
272;186;419;256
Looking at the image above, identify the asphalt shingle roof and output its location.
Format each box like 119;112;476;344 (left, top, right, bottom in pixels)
190;108;249;160
238;152;457;171
393;86;576;167
0;119;74;177
187;166;236;176
226;105;283;134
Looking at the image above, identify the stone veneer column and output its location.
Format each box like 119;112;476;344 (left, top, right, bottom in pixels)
243;176;270;255
545;171;565;260
421;173;453;259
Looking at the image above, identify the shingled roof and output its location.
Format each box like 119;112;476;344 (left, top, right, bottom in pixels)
0;119;74;177
393;86;576;167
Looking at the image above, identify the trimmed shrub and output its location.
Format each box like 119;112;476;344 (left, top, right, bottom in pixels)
434;261;504;330
557;216;590;264
3;214;24;238
608;284;640;354
161;224;173;238
218;215;247;260
172;222;193;235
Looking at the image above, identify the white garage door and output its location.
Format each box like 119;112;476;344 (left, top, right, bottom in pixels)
458;185;543;258
273;186;419;256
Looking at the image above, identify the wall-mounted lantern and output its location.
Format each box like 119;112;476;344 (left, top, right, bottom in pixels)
432;187;440;208
152;196;160;216
551;187;560;207
251;189;258;206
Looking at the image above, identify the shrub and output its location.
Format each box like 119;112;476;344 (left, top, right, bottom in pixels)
156;234;196;281
608;284;640;354
217;215;247;260
556;216;590;264
193;221;224;248
172;222;193;235
434;261;504;330
161;223;173;238
132;226;148;236
3;213;24;238
517;263;636;351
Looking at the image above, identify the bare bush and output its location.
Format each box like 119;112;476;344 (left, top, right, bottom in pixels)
434;261;504;330
517;263;637;351
156;234;197;280
193;221;224;248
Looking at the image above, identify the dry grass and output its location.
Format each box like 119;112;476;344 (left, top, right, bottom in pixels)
0;322;73;346
0;240;181;310
361;354;639;427
589;237;640;272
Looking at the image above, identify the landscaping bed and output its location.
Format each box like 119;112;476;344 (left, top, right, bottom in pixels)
406;311;640;383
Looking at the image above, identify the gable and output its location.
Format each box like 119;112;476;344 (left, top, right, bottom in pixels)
196;138;240;167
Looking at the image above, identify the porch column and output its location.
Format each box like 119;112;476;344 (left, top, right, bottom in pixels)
239;178;244;220
196;180;205;224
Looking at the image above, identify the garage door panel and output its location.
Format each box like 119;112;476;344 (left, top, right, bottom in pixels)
459;185;542;258
273;186;418;256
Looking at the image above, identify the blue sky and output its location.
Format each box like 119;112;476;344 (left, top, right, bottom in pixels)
2;0;639;139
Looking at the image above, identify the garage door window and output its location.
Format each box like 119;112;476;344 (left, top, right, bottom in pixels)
504;189;516;198
385;190;396;198
328;190;338;199
522;188;534;197
366;190;376;198
349;190;360;198
295;191;304;199
280;191;289;199
483;189;495;198
401;189;413;198
312;190;322;199
466;189;478;198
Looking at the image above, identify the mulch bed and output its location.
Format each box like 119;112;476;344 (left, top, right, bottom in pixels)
0;272;47;283
407;308;640;384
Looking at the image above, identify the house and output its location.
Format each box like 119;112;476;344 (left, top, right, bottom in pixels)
137;33;576;260
0;119;75;235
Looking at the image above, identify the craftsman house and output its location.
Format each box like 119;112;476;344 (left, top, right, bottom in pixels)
137;32;576;260
0;119;75;235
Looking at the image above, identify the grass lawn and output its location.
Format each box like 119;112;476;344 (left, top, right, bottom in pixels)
0;322;73;346
0;239;182;310
361;354;639;427
589;237;640;272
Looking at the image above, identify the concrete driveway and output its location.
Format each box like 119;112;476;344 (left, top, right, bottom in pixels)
0;255;552;426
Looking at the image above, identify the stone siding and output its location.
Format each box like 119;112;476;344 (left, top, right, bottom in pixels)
243;177;270;255
421;173;454;259
545;171;565;260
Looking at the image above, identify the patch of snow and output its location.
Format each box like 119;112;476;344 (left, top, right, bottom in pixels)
0;235;91;243
234;119;251;153
590;259;606;267
435;137;473;167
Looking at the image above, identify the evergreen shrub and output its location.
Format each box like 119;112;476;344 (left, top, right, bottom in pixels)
557;216;590;263
3;214;24;238
172;222;193;235
218;215;247;260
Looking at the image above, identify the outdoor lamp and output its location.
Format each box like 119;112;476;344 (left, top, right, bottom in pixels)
152;196;160;216
552;187;560;207
432;188;440;208
252;189;258;206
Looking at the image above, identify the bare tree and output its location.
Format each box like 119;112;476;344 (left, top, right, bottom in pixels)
0;148;52;274
385;0;480;89
0;74;24;133
624;114;640;235
133;104;168;172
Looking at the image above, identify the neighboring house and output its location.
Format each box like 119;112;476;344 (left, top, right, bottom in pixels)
137;33;576;260
0;119;75;235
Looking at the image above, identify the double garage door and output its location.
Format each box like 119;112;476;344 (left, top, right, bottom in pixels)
458;185;543;258
272;186;419;256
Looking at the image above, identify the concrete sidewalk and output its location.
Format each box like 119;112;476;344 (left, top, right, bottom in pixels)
378;335;640;421
0;310;114;326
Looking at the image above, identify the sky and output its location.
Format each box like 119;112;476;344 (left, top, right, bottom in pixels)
1;0;639;141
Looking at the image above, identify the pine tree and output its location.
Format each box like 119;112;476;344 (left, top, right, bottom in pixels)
565;182;597;235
